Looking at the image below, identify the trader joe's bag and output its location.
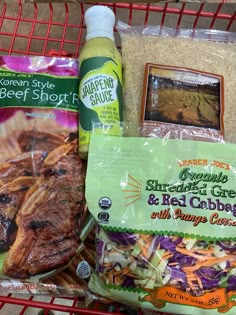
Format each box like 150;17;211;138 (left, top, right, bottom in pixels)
0;56;93;296
86;132;236;314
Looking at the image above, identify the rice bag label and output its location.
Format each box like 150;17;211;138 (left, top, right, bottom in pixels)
79;57;122;148
141;64;224;139
86;135;236;314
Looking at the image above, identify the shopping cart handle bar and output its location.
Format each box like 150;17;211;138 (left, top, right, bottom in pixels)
0;295;123;315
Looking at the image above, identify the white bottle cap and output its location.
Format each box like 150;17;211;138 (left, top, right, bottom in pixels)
85;6;115;41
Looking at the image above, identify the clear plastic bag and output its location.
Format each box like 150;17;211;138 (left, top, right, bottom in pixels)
86;123;236;314
0;56;92;297
118;22;236;144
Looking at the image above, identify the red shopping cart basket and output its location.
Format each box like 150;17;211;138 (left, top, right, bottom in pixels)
0;2;235;57
0;1;235;315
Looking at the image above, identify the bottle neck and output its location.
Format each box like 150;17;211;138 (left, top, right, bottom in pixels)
80;37;120;62
86;36;114;43
86;28;114;41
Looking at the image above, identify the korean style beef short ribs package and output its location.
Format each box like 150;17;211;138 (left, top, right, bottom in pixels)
0;56;93;296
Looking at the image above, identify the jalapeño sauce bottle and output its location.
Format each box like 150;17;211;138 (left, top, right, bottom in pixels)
78;5;123;159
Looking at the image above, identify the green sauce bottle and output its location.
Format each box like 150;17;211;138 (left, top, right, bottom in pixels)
78;5;123;159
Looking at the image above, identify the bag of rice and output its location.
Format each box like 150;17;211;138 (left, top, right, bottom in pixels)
118;23;236;143
86;132;236;314
0;56;91;296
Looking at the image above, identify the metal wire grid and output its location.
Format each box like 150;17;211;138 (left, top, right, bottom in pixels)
0;2;235;57
0;1;235;314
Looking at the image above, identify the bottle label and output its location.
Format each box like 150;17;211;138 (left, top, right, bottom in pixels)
79;57;122;150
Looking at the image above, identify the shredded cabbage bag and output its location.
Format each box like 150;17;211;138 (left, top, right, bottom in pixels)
86;134;236;314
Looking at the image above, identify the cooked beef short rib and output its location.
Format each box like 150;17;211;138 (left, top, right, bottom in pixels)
0;131;78;254
0;151;46;252
0;213;17;252
3;144;86;278
0;151;46;187
18;130;65;153
0;178;35;252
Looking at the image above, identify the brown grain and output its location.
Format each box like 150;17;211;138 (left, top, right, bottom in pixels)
121;33;236;143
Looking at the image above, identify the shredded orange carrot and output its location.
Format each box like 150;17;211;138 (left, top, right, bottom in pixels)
140;247;149;258
108;272;113;283
196;275;203;290
162;253;174;260
194;248;214;254
107;250;121;255
186;272;203;291
183;255;236;272
138;236;153;258
187;279;196;291
176;247;214;261
186;274;197;280
114;276;123;286
139;234;153;241
176;243;185;249
161;250;171;256
113;267;130;276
